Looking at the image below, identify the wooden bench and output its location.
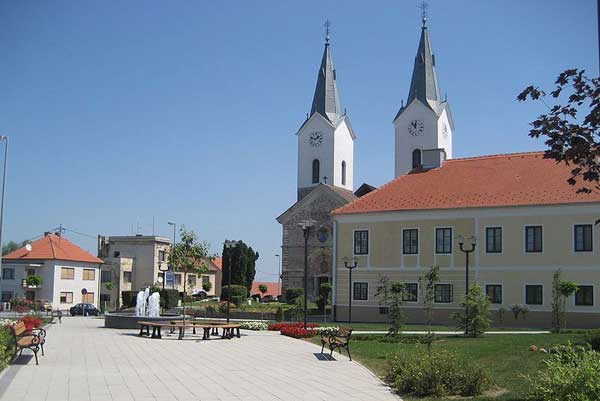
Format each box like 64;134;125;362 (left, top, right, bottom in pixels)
139;321;241;341
10;321;46;365
321;327;353;361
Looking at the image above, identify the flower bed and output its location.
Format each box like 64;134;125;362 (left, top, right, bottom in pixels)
267;323;340;339
239;321;268;331
20;316;42;331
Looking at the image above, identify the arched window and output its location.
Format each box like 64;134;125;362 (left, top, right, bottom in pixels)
312;159;320;184
412;149;422;169
341;161;347;185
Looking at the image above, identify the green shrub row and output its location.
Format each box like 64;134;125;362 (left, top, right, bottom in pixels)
0;326;15;371
284;288;303;304
221;285;248;302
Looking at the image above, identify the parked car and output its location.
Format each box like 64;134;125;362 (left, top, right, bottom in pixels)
261;295;278;303
70;303;100;316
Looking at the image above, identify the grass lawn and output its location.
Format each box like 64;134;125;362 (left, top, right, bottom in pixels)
311;332;585;401
321;322;543;332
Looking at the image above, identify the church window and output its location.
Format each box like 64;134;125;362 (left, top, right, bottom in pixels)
412;149;422;169
341;161;346;185
312;159;320;184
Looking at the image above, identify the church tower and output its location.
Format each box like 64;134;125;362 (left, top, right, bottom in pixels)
393;16;454;177
296;29;356;201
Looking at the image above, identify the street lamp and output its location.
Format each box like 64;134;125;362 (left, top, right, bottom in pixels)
343;257;358;325
0;136;8;299
224;240;240;323
458;235;476;335
168;222;176;290
298;219;315;330
275;253;281;300
158;262;168;314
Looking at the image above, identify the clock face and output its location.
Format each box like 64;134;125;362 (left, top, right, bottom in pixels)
408;120;424;136
442;124;449;138
309;131;323;147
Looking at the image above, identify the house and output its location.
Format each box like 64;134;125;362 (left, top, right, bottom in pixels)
251;281;282;298
332;152;600;328
2;232;103;309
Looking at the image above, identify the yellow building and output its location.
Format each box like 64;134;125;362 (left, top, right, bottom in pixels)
332;152;600;328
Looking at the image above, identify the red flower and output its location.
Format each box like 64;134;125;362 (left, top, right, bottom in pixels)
20;316;42;331
267;322;319;338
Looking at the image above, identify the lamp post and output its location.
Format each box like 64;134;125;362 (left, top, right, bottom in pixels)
224;240;240;323
0;136;8;299
343;257;358;325
298;219;315;330
168;222;176;290
275;253;281;300
158;262;168;314
458;235;476;335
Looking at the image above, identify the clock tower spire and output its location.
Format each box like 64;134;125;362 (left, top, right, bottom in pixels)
296;22;356;201
393;13;454;177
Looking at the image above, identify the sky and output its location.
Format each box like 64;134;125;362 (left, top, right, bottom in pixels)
0;0;597;281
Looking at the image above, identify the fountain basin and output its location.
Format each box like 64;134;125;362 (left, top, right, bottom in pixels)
104;312;182;329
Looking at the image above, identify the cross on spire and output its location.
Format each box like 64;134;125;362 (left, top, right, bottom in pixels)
323;19;331;44
419;1;428;27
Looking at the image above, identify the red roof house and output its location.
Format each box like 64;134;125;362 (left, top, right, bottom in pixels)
251;281;282;297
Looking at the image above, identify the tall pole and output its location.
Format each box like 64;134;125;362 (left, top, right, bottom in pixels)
227;250;232;324
168;222;176;290
348;267;352;325
303;228;309;330
0;137;8;300
459;237;476;336
275;254;281;299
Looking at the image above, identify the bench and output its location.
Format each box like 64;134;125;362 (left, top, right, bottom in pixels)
10;321;46;365
139;321;241;341
321;327;353;361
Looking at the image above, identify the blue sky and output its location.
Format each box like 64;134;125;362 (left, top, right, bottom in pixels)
1;1;597;280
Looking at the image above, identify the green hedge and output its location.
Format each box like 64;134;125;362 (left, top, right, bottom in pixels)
221;285;248;301
285;288;304;304
121;291;138;308
160;289;179;309
0;326;15;371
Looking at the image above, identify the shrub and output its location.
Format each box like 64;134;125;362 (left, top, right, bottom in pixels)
218;301;235;314
285;288;304;304
239;321;268;330
25;275;42;287
452;283;490;337
231;296;244;307
527;344;600;401
386;350;492;397
221;285;248;301
121;291;138;308
268;322;318;331
159;289;180;309
274;306;284;322
314;326;338;337
585;329;600;351
202;281;212;293
0;326;15;371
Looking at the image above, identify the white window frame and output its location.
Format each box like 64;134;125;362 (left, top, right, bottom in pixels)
434;283;453;304
573;223;594;253
484;226;503;254
402;282;419;303
524;283;544;306
573;283;594;307
401;228;420;256
352;229;370;257
2;267;15;280
484;283;503;305
523;224;544;254
352;281;369;301
434;227;453;255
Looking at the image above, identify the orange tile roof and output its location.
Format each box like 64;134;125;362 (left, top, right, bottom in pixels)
212;257;222;270
4;234;103;264
334;152;600;215
251;281;281;297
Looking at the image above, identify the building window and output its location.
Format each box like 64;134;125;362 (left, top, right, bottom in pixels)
312;159;320;184
379;306;388;314
61;267;75;280
202;276;210;285
83;269;95;281
1;291;13;302
159;250;166;262
486;227;502;253
174;274;182;287
434;284;453;303
101;271;112;283
525;285;543;305
436;228;452;254
188;274;197;287
412;149;422;169
525;226;543;253
113;251;120;258
123;271;132;283
403;283;418;302
353;230;369;255
402;229;418;255
353;282;368;301
82;292;94;304
485;284;503;304
60;292;73;304
341;161;347;186
574;224;593;252
575;285;594;306
100;294;111;303
2;268;14;280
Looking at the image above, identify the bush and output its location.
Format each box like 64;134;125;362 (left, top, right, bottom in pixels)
221;285;248;301
218;301;235;314
159;289;180;309
0;326;15;371
231;296;244;307
285;288;304;304
527;344;600;401
386;350;492;397
585;330;600;351
239;321;268;330
121;291;138;308
275;306;284;322
452;284;490;337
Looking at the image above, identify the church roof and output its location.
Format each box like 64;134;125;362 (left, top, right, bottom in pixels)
276;184;356;223
310;40;343;123
333;152;600;215
4;233;103;264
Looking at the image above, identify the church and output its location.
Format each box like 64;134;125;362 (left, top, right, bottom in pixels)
279;15;600;328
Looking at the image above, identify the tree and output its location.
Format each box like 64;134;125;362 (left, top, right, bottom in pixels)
375;276;407;337
2;240;27;256
551;270;578;332
258;284;268;298
419;265;440;352
202;280;212;293
518;69;600;194
452;284;491;338
316;282;332;313
169;229;210;322
221;240;259;292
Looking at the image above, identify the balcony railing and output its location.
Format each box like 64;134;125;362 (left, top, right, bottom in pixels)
21;279;42;289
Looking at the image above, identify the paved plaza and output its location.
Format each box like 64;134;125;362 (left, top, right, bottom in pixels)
0;317;399;401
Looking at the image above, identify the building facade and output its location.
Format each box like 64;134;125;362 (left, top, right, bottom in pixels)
2;233;103;309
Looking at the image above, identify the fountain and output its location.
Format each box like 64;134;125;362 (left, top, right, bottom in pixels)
104;287;181;329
